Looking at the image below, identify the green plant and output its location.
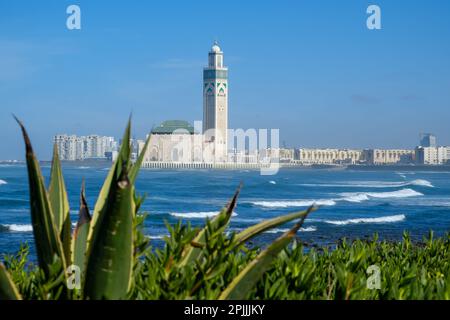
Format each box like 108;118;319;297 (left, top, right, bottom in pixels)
4;117;448;300
0;117;314;300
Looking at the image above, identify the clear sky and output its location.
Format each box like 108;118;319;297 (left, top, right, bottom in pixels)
1;0;449;160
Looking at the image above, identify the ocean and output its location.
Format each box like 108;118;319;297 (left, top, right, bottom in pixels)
1;163;450;260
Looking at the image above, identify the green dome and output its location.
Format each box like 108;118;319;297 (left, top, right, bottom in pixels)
151;120;195;135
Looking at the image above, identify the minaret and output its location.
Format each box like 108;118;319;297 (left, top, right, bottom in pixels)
203;41;228;162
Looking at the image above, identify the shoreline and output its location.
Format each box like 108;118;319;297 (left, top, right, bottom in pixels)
3;160;450;172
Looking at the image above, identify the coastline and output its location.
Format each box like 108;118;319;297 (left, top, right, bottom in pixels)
3;160;450;172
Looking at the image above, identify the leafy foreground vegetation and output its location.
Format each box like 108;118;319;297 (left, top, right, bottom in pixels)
1;118;449;300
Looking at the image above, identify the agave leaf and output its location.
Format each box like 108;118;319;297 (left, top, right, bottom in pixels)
71;181;91;279
83;167;135;299
83;119;134;299
177;185;241;268
115;117;132;177
0;263;22;300
234;205;317;246
48;143;72;265
86;118;132;254
129;134;152;184
14;116;66;275
218;213;311;300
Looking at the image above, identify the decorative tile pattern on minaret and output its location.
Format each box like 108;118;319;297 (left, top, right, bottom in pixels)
203;41;228;161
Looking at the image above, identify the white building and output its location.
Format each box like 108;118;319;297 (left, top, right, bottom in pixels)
297;148;364;165
416;146;450;165
203;41;228;162
144;120;203;163
260;148;295;163
53;134;117;161
363;149;415;165
143;42;230;165
54;135;80;161
228;149;259;164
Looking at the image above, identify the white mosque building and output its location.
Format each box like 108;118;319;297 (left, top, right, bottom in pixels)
143;42;230;165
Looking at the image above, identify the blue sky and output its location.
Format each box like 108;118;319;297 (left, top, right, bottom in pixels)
1;0;449;160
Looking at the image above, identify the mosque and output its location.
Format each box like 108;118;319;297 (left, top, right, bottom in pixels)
143;42;229;164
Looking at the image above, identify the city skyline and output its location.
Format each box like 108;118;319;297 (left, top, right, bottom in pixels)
1;1;450;160
50;45;449;168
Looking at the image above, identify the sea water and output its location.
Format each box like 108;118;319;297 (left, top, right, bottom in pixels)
1;163;450;260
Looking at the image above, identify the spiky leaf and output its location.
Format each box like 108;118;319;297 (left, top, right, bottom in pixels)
87;117;132;250
48;143;72;265
234;205;317;246
15;116;66;275
71;181;91;279
0;263;21;300
219;213;311;300
177;186;241;268
84;119;134;299
83;168;135;299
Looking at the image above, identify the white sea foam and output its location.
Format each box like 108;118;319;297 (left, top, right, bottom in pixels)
341;188;423;203
341;194;370;203
301;226;317;232
298;179;433;188
77;166;90;169
0;179;7;185
252;188;423;208
170;211;238;219
324;214;406;226
1;224;33;232
252;199;336;208
146;235;167;240
264;226;317;234
269;180;276;185
396;172;416;176
406;179;434;187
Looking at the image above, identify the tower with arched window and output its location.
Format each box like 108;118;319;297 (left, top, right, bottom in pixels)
203;41;228;162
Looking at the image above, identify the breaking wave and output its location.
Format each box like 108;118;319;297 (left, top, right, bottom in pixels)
170;211;238;219
324;214;406;226
264;226;317;234
252;188;423;208
405;179;433;188
146;235;167;240
269;181;276;185
0;224;33;232
298;179;433;188
0;179;7;185
340;188;423;203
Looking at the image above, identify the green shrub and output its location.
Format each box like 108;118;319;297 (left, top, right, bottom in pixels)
0;117;314;300
1;117;449;300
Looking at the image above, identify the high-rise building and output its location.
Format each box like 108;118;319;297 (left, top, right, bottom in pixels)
53;134;117;160
203;41;228;161
420;133;437;147
415;146;450;165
